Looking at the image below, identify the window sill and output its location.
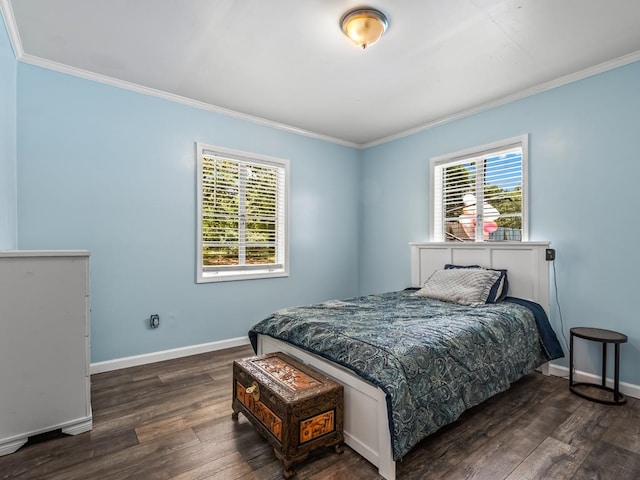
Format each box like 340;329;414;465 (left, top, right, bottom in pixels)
197;269;289;283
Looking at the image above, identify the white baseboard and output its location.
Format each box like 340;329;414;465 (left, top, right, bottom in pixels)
549;363;640;400
90;336;251;374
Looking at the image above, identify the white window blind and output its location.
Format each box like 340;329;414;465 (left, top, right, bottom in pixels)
432;136;527;242
197;144;289;282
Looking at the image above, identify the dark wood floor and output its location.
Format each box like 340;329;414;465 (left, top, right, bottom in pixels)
2;344;639;480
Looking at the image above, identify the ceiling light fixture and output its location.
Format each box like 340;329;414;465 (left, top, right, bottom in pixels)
340;7;388;49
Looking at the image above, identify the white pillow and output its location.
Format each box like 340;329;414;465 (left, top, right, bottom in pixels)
414;268;501;306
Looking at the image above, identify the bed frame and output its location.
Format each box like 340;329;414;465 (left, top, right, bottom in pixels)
256;242;551;480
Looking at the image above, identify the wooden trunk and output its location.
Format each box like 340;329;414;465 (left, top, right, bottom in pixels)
232;352;344;478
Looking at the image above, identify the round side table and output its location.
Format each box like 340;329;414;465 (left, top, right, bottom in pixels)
569;327;627;405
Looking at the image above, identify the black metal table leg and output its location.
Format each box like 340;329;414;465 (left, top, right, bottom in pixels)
601;342;607;389
614;343;621;403
569;332;574;387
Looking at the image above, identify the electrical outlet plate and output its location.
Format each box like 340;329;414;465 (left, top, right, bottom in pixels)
150;314;160;328
545;248;556;261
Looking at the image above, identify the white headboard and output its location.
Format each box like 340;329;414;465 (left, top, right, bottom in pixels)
410;242;551;313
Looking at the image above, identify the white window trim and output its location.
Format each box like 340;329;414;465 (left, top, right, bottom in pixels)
429;135;529;242
196;143;290;283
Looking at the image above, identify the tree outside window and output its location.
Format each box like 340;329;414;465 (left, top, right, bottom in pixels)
197;144;289;283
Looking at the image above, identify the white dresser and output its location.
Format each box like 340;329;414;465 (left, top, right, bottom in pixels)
0;250;92;455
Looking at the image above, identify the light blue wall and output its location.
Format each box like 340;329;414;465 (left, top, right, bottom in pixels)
16;64;361;362
360;61;640;386
0;15;17;249
12;33;640;388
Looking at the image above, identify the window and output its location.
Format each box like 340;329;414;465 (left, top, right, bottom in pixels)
430;135;528;242
196;143;289;282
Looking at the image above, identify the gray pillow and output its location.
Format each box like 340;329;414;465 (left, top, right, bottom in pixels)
414;268;501;306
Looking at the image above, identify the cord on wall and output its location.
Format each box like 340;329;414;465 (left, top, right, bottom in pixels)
551;256;572;378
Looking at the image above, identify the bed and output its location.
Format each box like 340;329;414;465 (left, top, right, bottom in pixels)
249;242;562;480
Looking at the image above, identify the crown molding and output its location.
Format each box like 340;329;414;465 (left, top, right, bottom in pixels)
0;0;23;58
4;3;364;150
362;49;640;149
16;53;361;149
4;0;640;151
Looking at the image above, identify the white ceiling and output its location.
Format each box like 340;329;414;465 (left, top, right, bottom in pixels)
4;0;640;146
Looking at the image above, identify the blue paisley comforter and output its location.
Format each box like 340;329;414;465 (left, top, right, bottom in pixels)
248;290;563;461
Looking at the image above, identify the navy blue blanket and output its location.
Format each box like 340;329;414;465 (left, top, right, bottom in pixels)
249;290;563;461
504;297;564;360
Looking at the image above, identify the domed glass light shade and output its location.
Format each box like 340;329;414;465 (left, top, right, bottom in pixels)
340;8;388;49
